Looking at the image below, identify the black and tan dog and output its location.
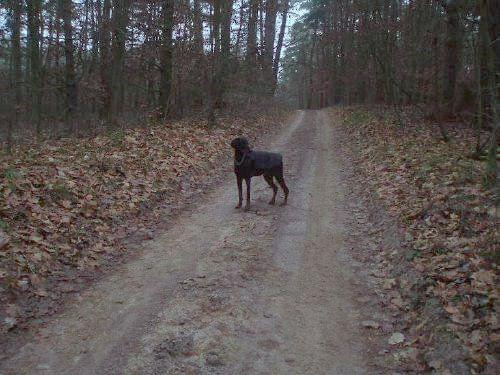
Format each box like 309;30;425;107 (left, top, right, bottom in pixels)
231;137;289;210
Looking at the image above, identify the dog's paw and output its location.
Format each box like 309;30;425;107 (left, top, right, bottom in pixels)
279;201;287;206
244;205;250;212
235;204;242;209
268;200;276;205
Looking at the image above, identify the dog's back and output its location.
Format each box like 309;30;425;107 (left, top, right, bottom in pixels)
249;150;283;171
231;137;289;209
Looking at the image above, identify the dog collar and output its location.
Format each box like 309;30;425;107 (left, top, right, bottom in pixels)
234;153;247;166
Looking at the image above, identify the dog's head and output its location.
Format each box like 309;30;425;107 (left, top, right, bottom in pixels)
230;137;250;151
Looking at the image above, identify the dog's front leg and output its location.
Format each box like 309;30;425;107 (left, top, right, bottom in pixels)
236;175;243;208
244;178;251;211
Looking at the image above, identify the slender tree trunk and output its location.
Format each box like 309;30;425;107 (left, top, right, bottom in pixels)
485;0;500;101
442;0;462;114
143;5;156;109
193;0;204;56
60;0;78;129
8;0;22;152
234;1;244;57
480;0;499;186
220;0;232;94
50;8;62;118
99;0;112;121
213;0;221;54
110;0;130;124
432;32;441;113
159;0;174;118
263;0;278;94
485;70;498;187
246;0;258;63
207;0;221;126
258;0;265;59
272;0;289;89
390;0;399;105
478;0;490;129
193;0;206;108
90;0;100;74
26;0;43;134
205;0;231;119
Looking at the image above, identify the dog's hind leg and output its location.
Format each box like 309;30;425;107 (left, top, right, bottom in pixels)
276;173;289;205
263;175;278;205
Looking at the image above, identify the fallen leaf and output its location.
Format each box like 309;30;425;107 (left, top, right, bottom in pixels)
388;332;405;345
3;317;17;331
383;278;396;289
0;231;9;249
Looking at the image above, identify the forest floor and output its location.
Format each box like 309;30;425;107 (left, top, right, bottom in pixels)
0;107;497;374
0;107;287;332
337;106;498;374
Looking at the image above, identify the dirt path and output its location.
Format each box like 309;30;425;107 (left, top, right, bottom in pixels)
1;110;376;375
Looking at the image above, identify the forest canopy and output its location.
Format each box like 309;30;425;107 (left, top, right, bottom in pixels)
0;0;292;139
280;0;499;184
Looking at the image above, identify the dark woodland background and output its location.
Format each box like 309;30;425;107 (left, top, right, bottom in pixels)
0;0;498;181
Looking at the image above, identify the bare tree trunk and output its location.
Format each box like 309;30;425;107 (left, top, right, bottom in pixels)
193;0;204;56
99;0;112;122
234;2;245;58
90;0;100;74
26;0;43;134
220;0;232;96
110;0;130;124
159;0;174;118
7;0;22;153
477;0;490;132
205;0;232;123
263;0;278;94
480;0;499;187
272;0;289;89
207;0;221;126
258;0;265;59
60;0;78;129
144;6;156;109
246;0;258;63
442;0;462;114
485;0;500;101
213;0;221;55
193;0;206;108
